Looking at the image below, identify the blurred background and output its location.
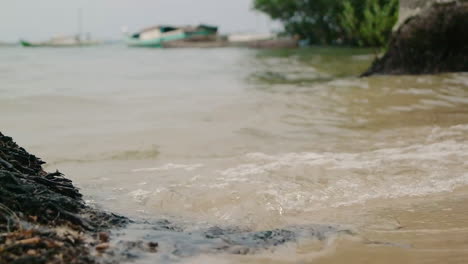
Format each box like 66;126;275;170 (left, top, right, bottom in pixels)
1;1;468;263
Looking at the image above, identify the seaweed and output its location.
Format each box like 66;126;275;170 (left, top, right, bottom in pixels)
0;132;128;264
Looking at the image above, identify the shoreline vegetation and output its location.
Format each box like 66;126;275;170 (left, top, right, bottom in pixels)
253;0;467;76
0;132;353;263
253;0;399;47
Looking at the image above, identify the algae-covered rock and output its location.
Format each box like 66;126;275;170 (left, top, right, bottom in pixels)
0;132;127;264
363;1;468;76
0;132;127;232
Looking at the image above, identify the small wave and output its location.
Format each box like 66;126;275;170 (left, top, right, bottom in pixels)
110;124;468;226
142;124;468;219
129;189;152;204
109;148;159;160
50;147;160;165
214;131;468;210
132;163;204;172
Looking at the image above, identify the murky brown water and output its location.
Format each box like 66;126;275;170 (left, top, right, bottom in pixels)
1;46;468;263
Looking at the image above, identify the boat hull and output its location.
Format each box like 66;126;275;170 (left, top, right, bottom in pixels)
125;26;219;48
20;40;99;48
125;32;187;48
161;40;228;48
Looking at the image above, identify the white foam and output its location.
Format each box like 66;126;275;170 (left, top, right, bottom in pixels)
129;189;151;204
212;124;468;210
124;124;468;223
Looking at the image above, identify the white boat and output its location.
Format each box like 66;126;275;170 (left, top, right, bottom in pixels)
125;24;220;48
227;33;275;43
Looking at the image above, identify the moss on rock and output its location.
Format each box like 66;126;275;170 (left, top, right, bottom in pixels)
363;1;468;76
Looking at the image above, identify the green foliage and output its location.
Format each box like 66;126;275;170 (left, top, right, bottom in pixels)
340;0;399;47
253;0;399;47
253;0;342;44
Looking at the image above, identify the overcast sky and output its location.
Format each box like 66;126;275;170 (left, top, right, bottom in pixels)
0;0;278;42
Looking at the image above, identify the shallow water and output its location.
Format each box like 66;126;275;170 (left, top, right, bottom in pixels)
1;46;468;263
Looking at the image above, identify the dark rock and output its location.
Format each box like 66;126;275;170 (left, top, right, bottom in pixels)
362;1;468;76
0;132;128;264
0;132;128;232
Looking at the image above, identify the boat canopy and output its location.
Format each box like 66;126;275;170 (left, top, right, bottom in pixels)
131;24;218;39
126;24;220;47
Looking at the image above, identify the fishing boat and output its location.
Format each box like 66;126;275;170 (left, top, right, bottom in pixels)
20;36;99;48
227;33;275;43
20;9;100;48
125;24;221;48
228;33;299;49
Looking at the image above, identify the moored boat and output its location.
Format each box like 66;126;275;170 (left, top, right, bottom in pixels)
20;9;99;48
20;36;100;48
227;33;299;49
227;33;275;44
125;24;220;48
245;37;299;49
